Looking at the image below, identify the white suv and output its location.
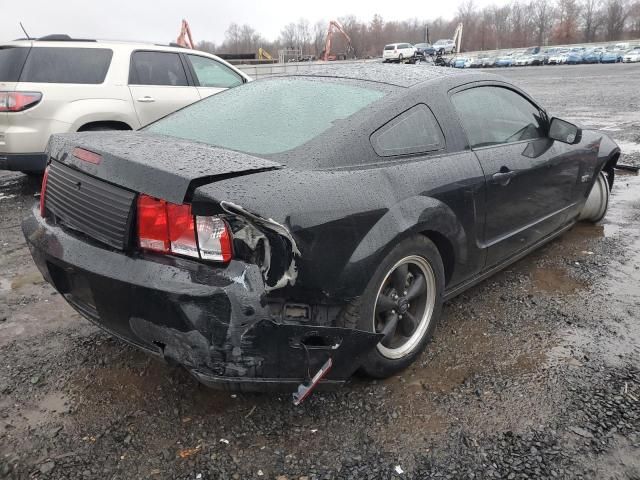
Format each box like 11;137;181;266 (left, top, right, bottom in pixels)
433;39;456;54
382;43;416;62
0;36;250;173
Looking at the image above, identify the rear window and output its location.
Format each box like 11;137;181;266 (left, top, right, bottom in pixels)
146;78;386;155
384;45;396;50
0;47;30;82
19;47;113;84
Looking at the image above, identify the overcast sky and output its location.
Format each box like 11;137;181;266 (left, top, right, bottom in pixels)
1;0;508;45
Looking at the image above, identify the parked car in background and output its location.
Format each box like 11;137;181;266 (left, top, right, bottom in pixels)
433;39;457;54
622;48;640;63
482;56;497;68
566;51;584;64
601;49;623;63
382;43;416;63
582;49;603;63
529;51;548;65
495;53;516;67
523;46;541;55
24;65;619;396
548;50;569;65
0;36;250;174
414;43;436;57
452;56;472;68
469;57;484;68
514;54;533;66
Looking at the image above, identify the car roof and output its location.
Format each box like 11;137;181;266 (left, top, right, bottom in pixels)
2;37;200;55
271;63;485;88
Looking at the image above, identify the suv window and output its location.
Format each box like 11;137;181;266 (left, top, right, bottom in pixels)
371;104;444;157
187;55;243;88
451;86;545;148
384;45;396;50
129;51;189;86
0;47;30;82
19;47;112;84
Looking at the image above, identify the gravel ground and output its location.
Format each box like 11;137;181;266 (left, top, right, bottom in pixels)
1;63;640;480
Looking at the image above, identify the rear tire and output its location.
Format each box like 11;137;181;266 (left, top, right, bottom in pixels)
355;236;444;378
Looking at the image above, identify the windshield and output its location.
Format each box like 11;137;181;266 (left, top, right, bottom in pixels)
146;78;386;156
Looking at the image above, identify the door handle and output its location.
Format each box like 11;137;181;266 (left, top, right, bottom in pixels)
137;96;155;103
492;169;516;186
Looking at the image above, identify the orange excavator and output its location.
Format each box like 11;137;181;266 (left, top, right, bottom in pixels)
176;19;195;49
322;20;354;61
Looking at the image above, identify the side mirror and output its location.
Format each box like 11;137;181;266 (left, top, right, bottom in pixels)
549;117;582;144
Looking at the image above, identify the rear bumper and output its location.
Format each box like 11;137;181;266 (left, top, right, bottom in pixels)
22;208;381;391
0;153;47;172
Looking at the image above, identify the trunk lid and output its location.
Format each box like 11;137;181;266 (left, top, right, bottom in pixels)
47;131;283;204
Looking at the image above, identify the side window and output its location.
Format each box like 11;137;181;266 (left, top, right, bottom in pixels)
129;51;189;86
187;55;243;88
451;86;545;148
19;47;113;84
371;104;445;157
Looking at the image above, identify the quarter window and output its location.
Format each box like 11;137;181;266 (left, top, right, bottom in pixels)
451;86;545;148
129;51;189;86
187;55;243;88
371;104;445;157
0;47;30;82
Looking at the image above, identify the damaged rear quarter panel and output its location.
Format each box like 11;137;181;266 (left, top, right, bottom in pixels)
191;149;486;301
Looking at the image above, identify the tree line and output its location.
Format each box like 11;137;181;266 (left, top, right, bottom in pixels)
196;0;640;57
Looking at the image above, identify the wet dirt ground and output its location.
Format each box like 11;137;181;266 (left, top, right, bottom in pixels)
1;63;640;479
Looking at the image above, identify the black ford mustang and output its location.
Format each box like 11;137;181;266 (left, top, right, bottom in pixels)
23;65;619;401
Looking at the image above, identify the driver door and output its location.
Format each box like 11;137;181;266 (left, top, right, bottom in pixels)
451;85;578;268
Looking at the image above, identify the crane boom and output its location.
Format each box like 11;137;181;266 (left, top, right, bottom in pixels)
322;20;353;61
453;23;463;54
177;19;195;49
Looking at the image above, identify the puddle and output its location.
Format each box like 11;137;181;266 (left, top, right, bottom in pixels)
530;266;586;294
10;271;45;290
549;176;640;368
616;140;640;155
19;391;71;428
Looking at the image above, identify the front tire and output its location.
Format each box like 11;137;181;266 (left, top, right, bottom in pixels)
579;171;610;223
356;236;444;378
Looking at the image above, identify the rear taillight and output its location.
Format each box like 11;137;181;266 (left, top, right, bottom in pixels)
136;194;232;263
0;91;42;112
40;166;50;217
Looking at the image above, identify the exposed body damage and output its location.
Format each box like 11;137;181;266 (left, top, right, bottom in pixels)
23;65;621;398
23;211;382;392
220;201;301;292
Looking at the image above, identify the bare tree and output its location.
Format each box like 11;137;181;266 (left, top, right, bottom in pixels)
296;19;312;54
279;23;297;48
532;0;554;45
553;0;580;43
201;2;640;60
492;5;512;49
603;0;630;39
313;20;327;57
